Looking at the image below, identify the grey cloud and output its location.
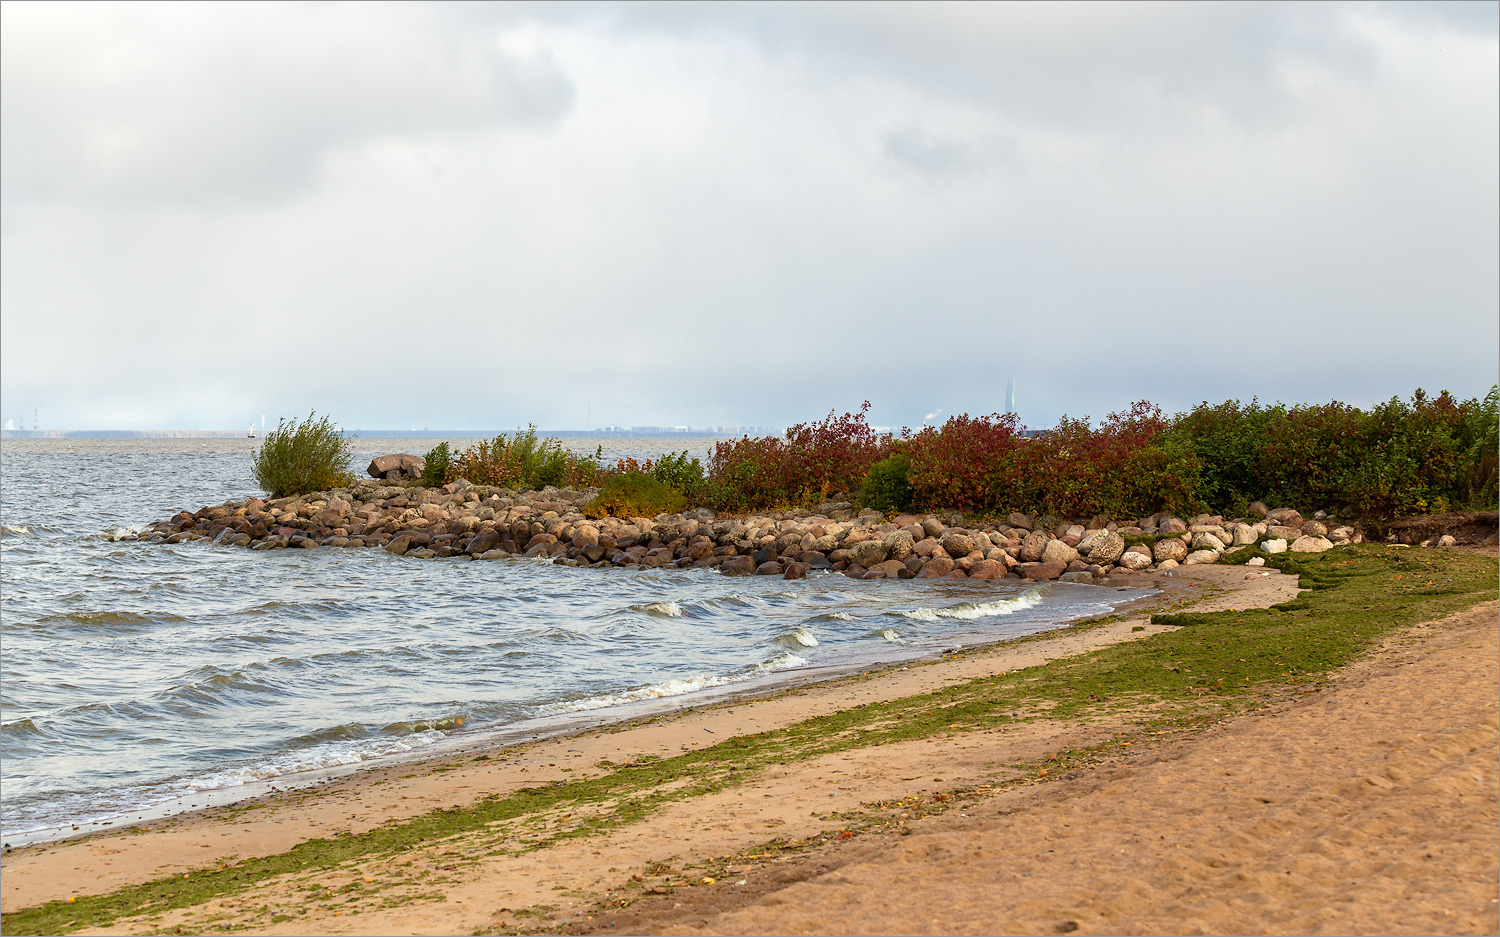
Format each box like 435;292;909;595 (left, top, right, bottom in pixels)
0;3;574;208
0;2;1495;434
879;126;1012;180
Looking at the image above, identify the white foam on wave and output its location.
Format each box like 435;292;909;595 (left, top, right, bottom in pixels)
877;628;902;642
777;627;820;648
755;652;808;672
546;675;736;713
631;601;683;618
897;590;1045;622
822;611;854;621
178;729;447;792
546;650;812;716
1;525;32;536
103;526;145;542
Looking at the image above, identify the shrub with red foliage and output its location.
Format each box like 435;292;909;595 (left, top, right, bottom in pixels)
705;403;896;512
904;413;1021;513
1015;401;1201;519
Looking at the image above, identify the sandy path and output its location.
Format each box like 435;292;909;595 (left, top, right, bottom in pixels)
644;601;1500;937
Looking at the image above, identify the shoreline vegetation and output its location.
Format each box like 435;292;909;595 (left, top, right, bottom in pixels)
3;545;1495;935
131;388;1498;585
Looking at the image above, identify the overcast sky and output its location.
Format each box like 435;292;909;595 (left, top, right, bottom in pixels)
2;1;1496;432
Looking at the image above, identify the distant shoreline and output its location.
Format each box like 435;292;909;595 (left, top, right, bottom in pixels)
0;429;754;440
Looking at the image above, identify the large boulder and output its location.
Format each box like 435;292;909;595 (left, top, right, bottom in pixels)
913;537;943;557
1089;532;1127;565
1182;549;1220;565
968;558;1007;579
1154;538;1188;563
917;556;956;577
367;454;425;480
1260;538;1288;554
939;532;977;558
466;527;501;554
883;531;916;561
1022;561;1067;581
1329;526;1358;544
1017;529;1050;562
1041;539;1079;565
870;559;910;578
849;539;890;567
1191;531;1226;553
1267;525;1301;541
922;515;947;538
1006;512;1035;531
1290;535;1333;553
1117;550;1152;571
720;555;757;576
1300;520;1328;538
1077;528;1110;555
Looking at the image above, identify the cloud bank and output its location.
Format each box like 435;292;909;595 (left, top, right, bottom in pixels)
3;1;1496;431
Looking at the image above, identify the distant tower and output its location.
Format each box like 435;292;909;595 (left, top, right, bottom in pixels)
33;408;38;431
1005;376;1016;418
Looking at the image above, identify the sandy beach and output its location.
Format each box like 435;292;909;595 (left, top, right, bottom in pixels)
4;560;1496;936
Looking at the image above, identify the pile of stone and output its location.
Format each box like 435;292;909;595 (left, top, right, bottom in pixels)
135;463;1362;583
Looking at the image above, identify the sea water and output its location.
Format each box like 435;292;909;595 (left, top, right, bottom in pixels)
0;437;1153;843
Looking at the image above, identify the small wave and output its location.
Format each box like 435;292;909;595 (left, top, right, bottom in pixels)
179;730;448;791
35;610;183;627
775;628;820;648
380;716;467;734
629;601;684;618
755;652;808;672
1;718;44;738
101;526;145;542
1;524;32;536
876;628;902;642
811;611;853;622
896;590;1044;622
546;675;739;714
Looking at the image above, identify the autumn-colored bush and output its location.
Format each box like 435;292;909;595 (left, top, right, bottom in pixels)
1013;402;1202;519
903;413;1022;514
450;426;603;490
705;403;896;512
584;472;687;519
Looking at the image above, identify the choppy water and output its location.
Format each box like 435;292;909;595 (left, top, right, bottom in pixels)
0;437;1152;844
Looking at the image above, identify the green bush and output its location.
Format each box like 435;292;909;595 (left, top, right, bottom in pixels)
421;442;454;487
252;411;353;498
584;472;687;519
1463;385;1498;509
452;426;600;490
861;452;913;513
651;450;705;497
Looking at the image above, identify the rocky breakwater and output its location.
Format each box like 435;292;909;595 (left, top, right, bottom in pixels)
134;471;1362;584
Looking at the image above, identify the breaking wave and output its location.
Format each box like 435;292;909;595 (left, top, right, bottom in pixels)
896;590;1044;622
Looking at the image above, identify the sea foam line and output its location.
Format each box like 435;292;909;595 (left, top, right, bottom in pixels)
896;590;1044;622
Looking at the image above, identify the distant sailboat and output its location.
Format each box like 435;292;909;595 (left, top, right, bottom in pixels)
248;424;257;439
